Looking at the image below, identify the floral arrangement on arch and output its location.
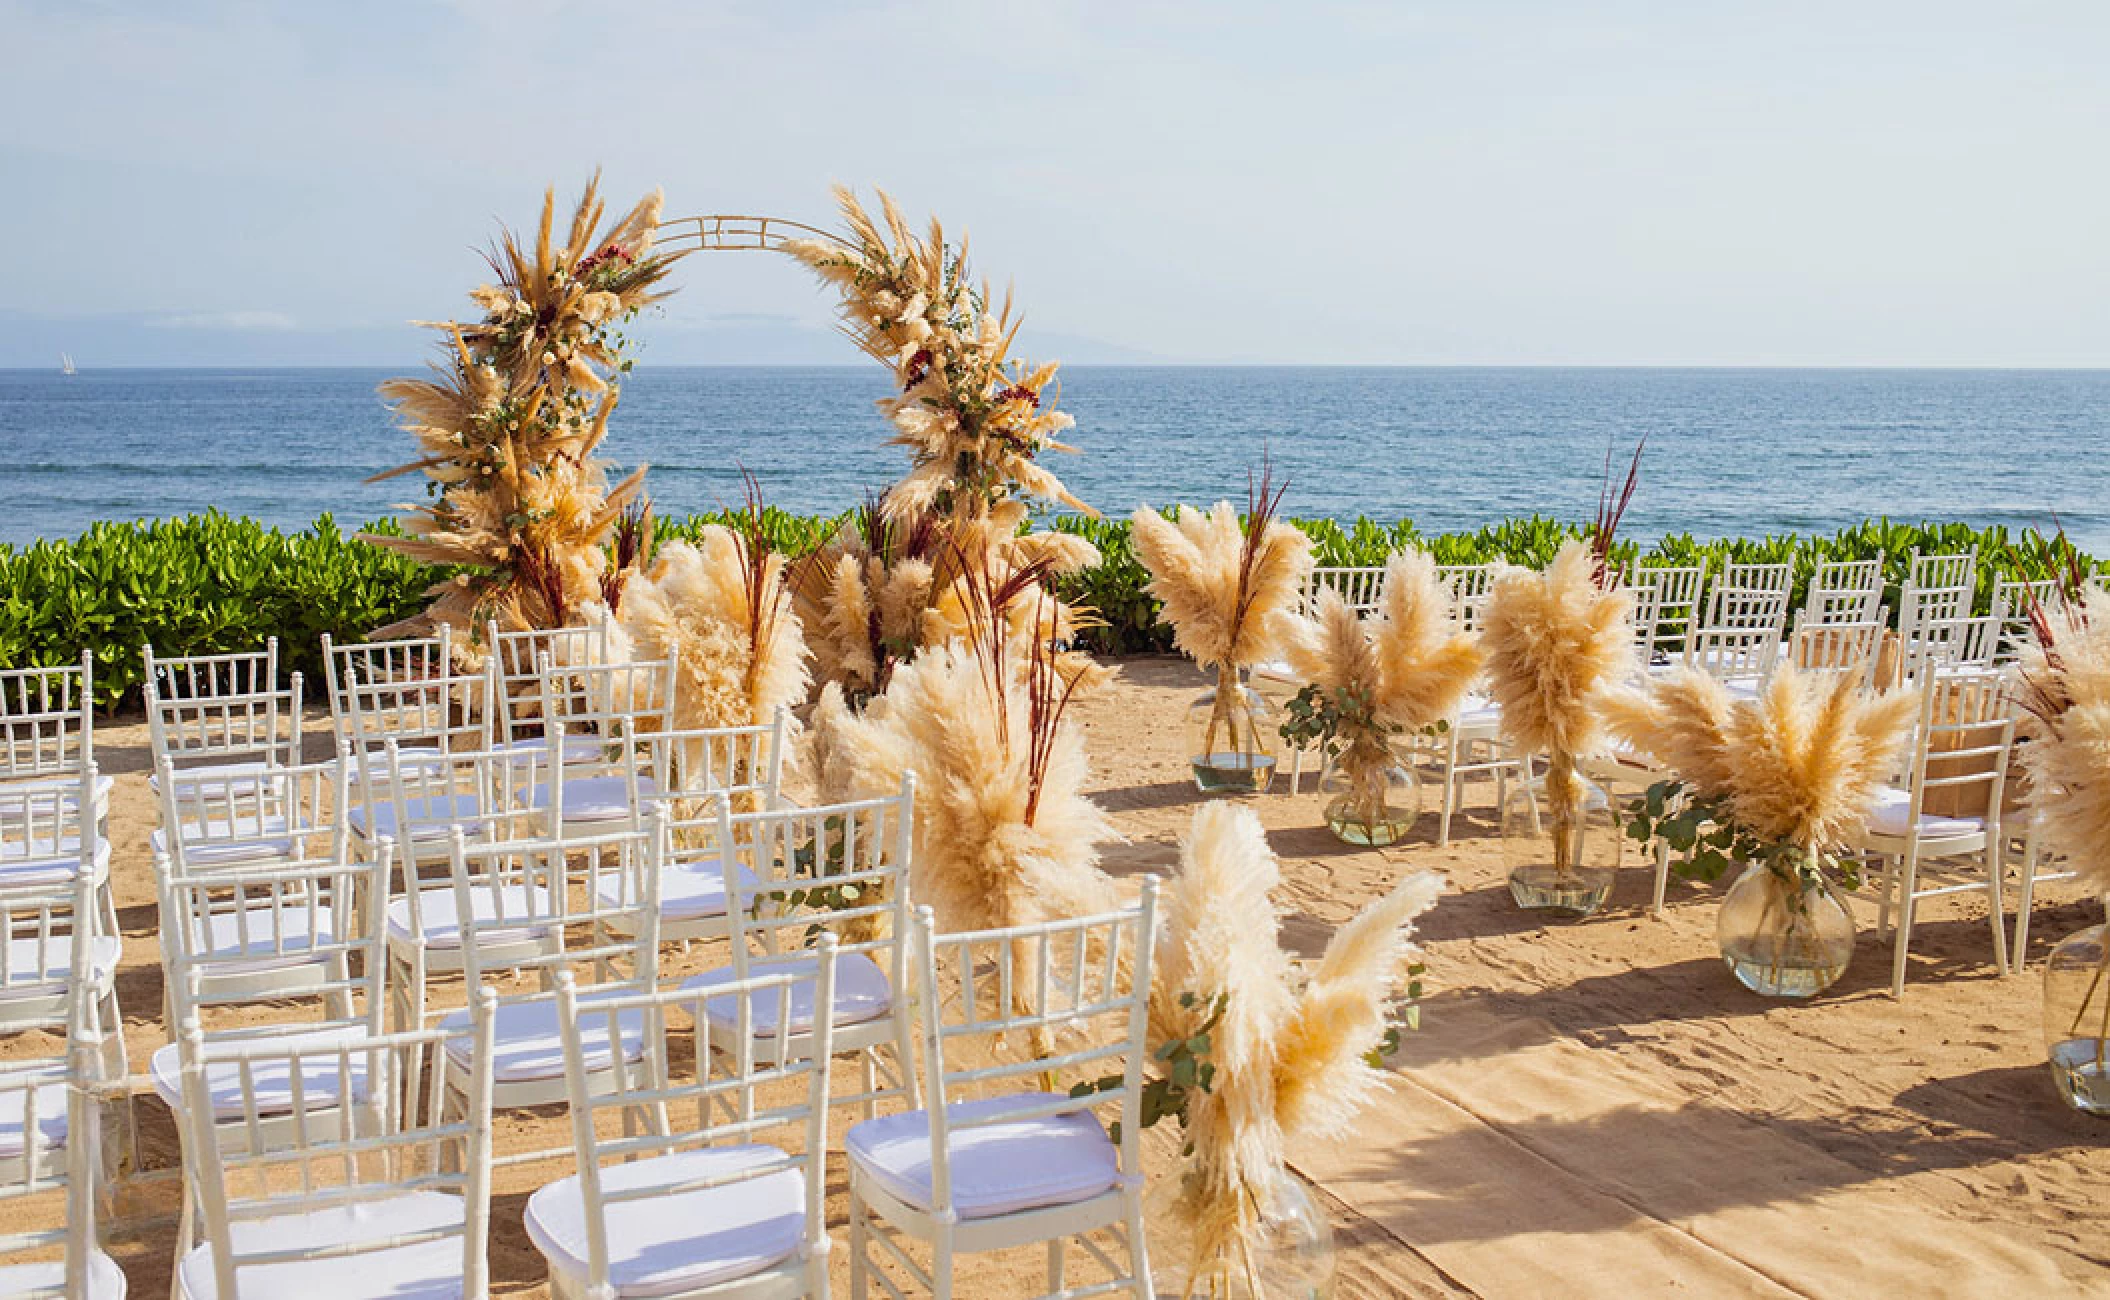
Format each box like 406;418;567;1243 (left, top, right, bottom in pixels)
785;187;1099;701
365;177;680;637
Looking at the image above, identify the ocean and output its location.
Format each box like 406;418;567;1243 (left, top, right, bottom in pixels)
4;366;2108;553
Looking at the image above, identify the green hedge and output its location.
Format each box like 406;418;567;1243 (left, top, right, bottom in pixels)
1;511;2092;708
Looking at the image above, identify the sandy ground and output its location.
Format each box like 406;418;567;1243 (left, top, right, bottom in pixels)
58;655;2110;1296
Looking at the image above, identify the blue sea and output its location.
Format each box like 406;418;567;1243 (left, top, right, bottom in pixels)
4;366;2109;553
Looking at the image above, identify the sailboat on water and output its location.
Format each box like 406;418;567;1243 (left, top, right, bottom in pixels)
60;353;75;376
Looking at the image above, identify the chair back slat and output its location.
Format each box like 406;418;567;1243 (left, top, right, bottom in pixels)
1627;563;1707;663
1435;563;1496;632
1305;566;1387;617
0;653;93;783
1802;557;1887;627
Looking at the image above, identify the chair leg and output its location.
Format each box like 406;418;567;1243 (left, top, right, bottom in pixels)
1048;1238;1067;1293
1127;1185;1155;1298
1437;731;1460;847
1891;850;1921;999
1876;855;1895;938
933;1223;955;1300
1985;842;2010;975
848;1184;870;1300
2013;838;2041;975
1651;841;1671;917
860;1049;879;1124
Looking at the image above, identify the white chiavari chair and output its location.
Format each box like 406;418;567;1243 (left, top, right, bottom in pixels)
1436;562;1497;632
1787;620;1887;691
155;848;391;1256
1306;564;1387;615
433;818;663;1139
152;748;349;875
173;988;498;1299
1899;614;2000;683
1897;549;1979;659
1800;556;1887;628
0;766;121;976
1861;670;2015;997
0;972;124;1297
525;946;840;1299
591;716;791;946
523;658;680;836
1700;561;1793;642
681;780;919;1122
329;630;492;792
1684;624;1783;694
846;885;1159;1300
1627;562;1707;669
0;652;110;821
322;626;452;747
1990;576;2059;667
487;621;620;769
144;641;303;802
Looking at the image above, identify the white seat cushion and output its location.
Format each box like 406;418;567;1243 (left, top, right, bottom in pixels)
597;860;759;922
0;934;120;993
494;734;611;765
0;1078;70;1157
177;1189;467;1299
151;813;301;867
682;952;893;1037
347;794;485;842
150;1023;377;1115
525;1144;804;1297
0;772;113;812
1867;786;1985;839
0;838;110;886
439;990;645;1084
846;1091;1120;1220
0;1248;128;1298
520;775;658;823
386;883;553;950
179;903;337;969
150;761;283;800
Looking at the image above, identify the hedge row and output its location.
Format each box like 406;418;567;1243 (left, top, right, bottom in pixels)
1;510;2091;708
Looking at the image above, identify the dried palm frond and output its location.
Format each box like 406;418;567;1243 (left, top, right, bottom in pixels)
2015;583;2110;892
364;176;681;637
1482;539;1635;760
1154;804;1439;1294
1612;665;1917;850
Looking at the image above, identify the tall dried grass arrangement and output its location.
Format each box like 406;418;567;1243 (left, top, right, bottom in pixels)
2014;583;2110;893
1134;465;1314;770
617;481;809;737
809;563;1116;935
1609;666;1918;854
792;498;941;704
1481;539;1635;874
1290;552;1483;836
364;177;680;637
1154;804;1439;1295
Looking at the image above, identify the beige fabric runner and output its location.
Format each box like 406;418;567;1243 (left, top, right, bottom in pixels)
1296;1003;2067;1298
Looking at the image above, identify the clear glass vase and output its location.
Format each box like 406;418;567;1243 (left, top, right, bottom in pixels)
1149;1166;1336;1300
1187;667;1278;795
1500;754;1621;916
1319;736;1422;847
1716;860;1855;998
2043;923;2110;1117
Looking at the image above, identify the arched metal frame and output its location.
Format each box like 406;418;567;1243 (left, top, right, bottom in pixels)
652;214;850;256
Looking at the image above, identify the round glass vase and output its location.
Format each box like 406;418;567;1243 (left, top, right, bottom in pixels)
1149;1165;1337;1300
1187;668;1279;795
1500;756;1620;917
2043;924;2110;1117
1318;737;1422;847
1716;859;1855;998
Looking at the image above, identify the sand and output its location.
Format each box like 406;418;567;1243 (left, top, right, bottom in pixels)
61;655;2110;1296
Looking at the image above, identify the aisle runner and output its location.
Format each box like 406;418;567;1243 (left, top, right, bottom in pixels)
1294;1005;2064;1298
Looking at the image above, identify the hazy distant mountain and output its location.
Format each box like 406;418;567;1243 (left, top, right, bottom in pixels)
0;309;1180;369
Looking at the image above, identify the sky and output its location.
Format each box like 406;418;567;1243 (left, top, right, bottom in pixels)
3;0;2107;367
